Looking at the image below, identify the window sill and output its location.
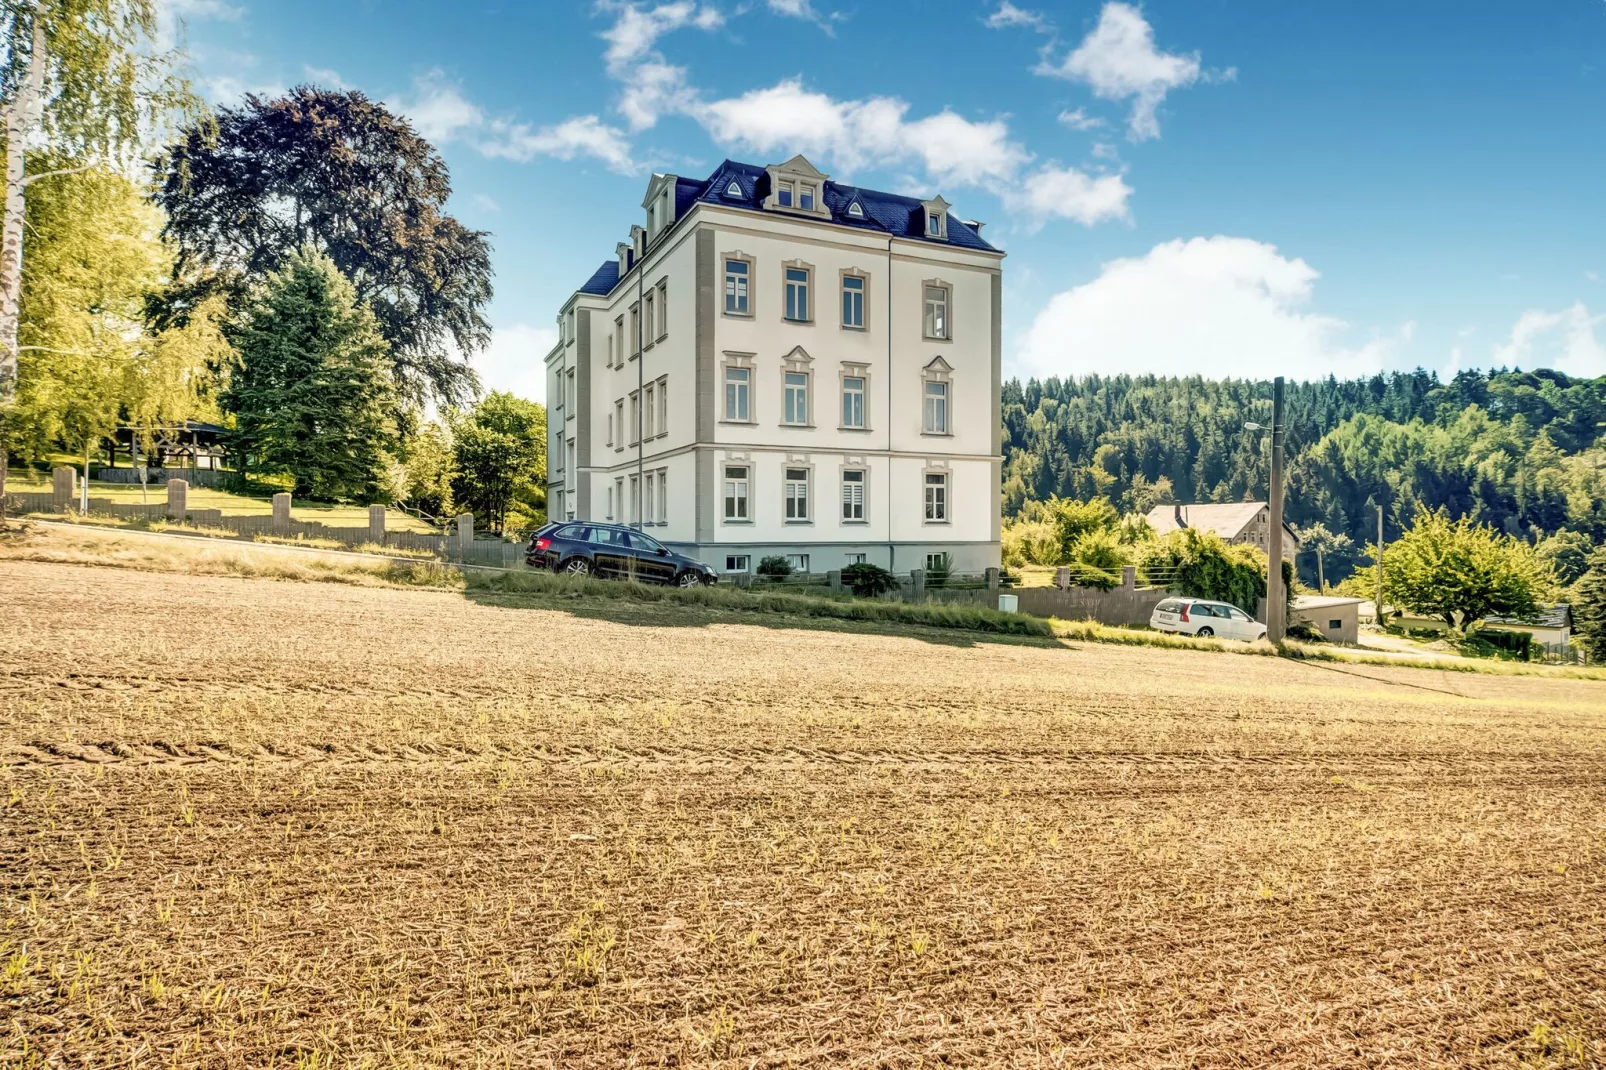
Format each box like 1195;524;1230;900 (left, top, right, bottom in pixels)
655;333;667;344
923;520;952;526
642;341;654;353
841;324;866;332
782;318;814;326
722;519;753;525
842;519;869;526
723;310;753;319
780;422;816;430
921;431;954;438
838;425;872;433
784;520;814;526
923;335;953;344
719;418;757;426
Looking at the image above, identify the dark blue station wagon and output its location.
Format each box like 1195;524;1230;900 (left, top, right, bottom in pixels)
527;521;717;587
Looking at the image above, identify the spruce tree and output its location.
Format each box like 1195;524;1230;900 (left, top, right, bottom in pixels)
224;245;399;501
1575;547;1606;662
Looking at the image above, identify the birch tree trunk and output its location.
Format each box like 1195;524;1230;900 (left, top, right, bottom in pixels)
0;19;48;516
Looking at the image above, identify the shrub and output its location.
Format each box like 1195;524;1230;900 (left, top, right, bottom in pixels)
756;555;792;579
841;562;897;598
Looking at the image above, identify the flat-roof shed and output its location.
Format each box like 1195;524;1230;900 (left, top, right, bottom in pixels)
1291;595;1364;645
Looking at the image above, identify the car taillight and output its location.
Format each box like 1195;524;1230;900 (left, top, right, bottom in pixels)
535;537;551;551
1180;604;1189;622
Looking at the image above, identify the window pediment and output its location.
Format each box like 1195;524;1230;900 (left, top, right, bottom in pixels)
924;355;954;377
782;345;814;368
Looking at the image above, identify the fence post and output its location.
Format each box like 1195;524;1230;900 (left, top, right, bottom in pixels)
827;569;842;592
454;513;473;561
910;568;926;603
368;505;386;546
1054;566;1070;590
1121;565;1136;591
986;567;1000;592
52;466;76;510
272;492;292;532
166;478;188;520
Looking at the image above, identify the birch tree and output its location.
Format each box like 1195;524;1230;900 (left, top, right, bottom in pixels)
0;0;188;508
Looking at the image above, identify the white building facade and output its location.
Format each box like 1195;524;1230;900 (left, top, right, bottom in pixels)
545;155;1003;575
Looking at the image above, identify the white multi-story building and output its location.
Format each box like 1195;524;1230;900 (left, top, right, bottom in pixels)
545;154;1003;575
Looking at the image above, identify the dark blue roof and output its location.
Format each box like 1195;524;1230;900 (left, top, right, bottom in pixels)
577;259;620;296
573;158;998;297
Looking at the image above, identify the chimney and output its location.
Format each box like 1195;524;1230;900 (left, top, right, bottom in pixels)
965;219;984;234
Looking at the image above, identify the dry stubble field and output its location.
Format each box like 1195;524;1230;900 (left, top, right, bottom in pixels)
2;556;1604;1068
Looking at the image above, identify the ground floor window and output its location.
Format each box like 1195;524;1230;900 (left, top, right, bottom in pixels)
924;472;948;522
841;468;865;521
724;465;749;521
784;467;810;521
925;552;949;572
845;553;866;565
725;554;750;573
786;553;810;573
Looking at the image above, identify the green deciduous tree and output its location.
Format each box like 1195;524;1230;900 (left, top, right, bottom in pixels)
399;420;455;520
154;86;493;407
224;245;399;502
1379;508;1552;629
1138;527;1273;616
1294;521;1353;592
1;0;193;505
448;391;545;535
14;162;218;477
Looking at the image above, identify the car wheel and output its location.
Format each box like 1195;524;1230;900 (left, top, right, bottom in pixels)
1195;626;1214;637
563;557;591;577
676;570;706;588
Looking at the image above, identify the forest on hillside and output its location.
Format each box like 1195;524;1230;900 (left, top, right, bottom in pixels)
1001;369;1606;582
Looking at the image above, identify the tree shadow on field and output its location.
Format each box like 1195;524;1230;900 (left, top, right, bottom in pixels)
458;585;1065;650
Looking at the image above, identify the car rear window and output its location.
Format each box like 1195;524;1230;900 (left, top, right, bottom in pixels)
555;524;586;539
1156;600;1180;613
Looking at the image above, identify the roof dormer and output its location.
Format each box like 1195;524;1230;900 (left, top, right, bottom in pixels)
616;241;632;274
630;224;646;260
922;195;951;241
643;172;679;244
763;154;831;220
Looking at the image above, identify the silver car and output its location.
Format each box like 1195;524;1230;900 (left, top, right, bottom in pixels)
1150;598;1268;642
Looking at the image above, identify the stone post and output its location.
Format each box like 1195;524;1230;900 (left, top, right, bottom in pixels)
827;569;842;592
52;466;76;510
910;568;926;603
1121;565;1136;591
1054;565;1070;590
368;504;386;545
166;478;188;520
272;492;292;531
986;567;1000;592
456;513;473;543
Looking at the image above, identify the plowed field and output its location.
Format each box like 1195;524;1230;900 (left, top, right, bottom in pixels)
3;559;1603;1067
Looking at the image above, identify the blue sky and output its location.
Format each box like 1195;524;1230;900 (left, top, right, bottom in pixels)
164;0;1606;402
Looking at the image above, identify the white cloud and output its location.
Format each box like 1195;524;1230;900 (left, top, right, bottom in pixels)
986;1;1048;31
1057;107;1105;131
1039;2;1203;141
302;65;348;89
1016;237;1399;381
599;1;724;130
480;115;634;173
394;69;485;143
1004;164;1132;227
471;193;501;213
202;73;285;103
1492;303;1606;377
392;70;633;172
1586;270;1601;283
697;79;1027;188
476;324;559;404
765;0;837;33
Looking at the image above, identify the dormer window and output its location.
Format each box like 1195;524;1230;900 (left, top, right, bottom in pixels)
725;180;742;197
921;195;951;241
762;155;831;218
846;201;864;218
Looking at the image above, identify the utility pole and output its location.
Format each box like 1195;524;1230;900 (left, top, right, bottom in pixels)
1266;376;1286;642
